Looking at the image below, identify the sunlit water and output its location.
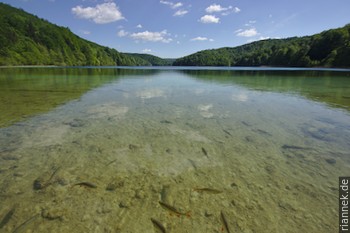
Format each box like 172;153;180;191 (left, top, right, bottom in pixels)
0;67;350;232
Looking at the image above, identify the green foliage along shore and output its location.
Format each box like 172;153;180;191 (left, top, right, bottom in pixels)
0;3;154;66
1;3;350;68
173;24;350;68
124;53;175;66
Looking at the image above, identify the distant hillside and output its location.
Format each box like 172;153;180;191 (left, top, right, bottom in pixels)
124;53;173;66
174;24;350;68
0;3;150;66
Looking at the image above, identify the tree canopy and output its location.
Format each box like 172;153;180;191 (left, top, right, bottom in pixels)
173;24;350;68
1;2;349;68
0;3;164;66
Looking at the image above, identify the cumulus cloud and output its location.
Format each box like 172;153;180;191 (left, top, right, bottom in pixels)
142;49;152;53
117;29;128;37
206;4;231;13
161;0;188;17
206;4;240;16
236;28;258;37
136;24;143;28
160;0;182;9
190;37;214;42
72;2;124;24
130;30;172;43
174;9;188;16
199;15;220;24
172;2;183;8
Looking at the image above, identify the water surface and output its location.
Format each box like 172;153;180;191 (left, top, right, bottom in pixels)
0;67;349;232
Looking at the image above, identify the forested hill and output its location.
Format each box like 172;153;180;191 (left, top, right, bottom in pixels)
124;53;174;66
0;3;153;66
173;24;350;68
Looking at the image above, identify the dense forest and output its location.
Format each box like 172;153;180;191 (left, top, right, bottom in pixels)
124;53;174;66
174;24;350;68
1;3;350;68
0;3;159;66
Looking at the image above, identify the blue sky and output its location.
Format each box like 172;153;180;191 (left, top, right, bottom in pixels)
2;0;350;58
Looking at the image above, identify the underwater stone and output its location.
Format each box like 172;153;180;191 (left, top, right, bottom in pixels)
68;119;85;128
204;210;213;217
119;200;130;208
134;189;146;199
128;144;138;151
33;179;45;190
56;177;68;186
106;180;124;191
33;168;60;190
265;165;275;174
41;208;65;221
325;158;336;164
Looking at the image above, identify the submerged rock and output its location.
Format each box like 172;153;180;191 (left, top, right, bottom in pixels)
33;177;49;190
33;168;60;190
41;208;65;221
119;200;130;208
325;158;336;164
106;180;124;191
66;119;86;128
128;144;139;151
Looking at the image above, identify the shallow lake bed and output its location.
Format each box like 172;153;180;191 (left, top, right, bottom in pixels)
0;67;349;232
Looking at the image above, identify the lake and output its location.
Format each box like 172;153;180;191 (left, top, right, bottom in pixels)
0;67;349;233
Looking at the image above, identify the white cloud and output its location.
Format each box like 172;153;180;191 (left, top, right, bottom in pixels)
233;7;241;13
136;24;142;28
190;37;214;42
130;30;172;43
206;4;231;13
222;7;240;15
160;0;173;6
142;49;152;53
236;28;258;37
172;2;183;8
199;15;220;24
117;29;128;37
72;2;124;24
174;9;188;16
206;4;240;16
160;0;182;9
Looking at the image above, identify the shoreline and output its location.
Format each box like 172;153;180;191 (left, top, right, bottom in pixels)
1;65;350;72
0;65;59;68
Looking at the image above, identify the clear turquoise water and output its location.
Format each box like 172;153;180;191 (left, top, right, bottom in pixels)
0;67;349;232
